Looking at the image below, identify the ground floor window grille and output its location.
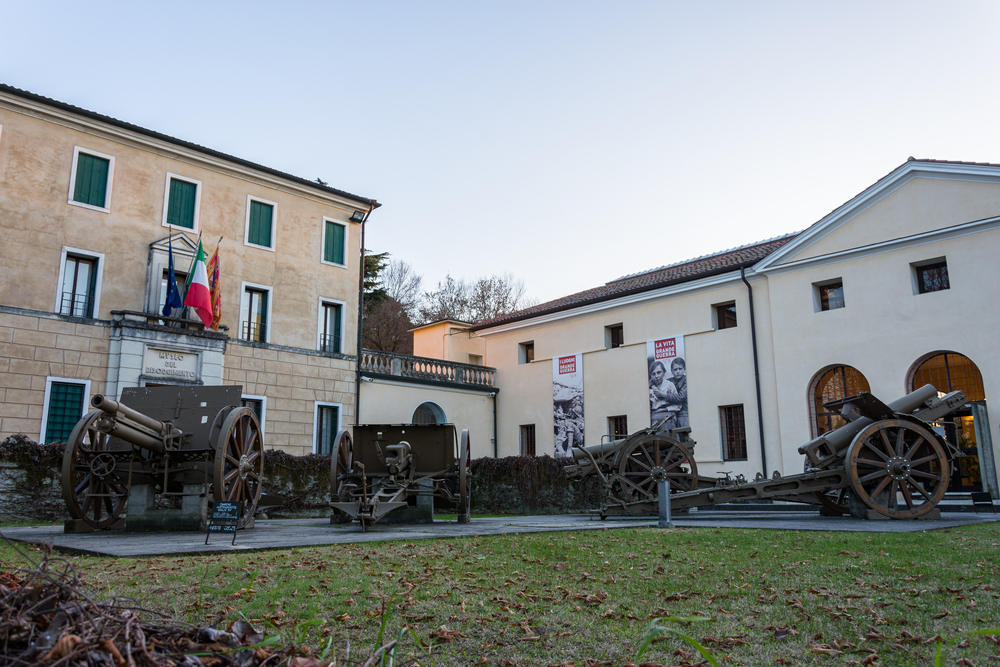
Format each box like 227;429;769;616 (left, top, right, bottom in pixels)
720;404;748;461
44;382;86;443
520;424;536;456
316;405;340;455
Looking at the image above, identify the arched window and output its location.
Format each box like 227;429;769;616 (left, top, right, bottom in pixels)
910;352;985;401
412;402;447;425
809;365;871;436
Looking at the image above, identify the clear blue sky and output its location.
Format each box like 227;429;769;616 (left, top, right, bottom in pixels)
3;1;999;303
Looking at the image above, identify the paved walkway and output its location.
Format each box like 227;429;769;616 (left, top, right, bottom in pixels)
3;509;999;557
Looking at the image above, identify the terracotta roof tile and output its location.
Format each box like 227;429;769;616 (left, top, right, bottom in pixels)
471;233;799;331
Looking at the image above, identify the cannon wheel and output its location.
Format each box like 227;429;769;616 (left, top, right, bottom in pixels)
457;429;471;524
613;435;698;504
847;418;950;520
330;430;354;524
213;407;264;529
61;410;129;529
815;488;850;515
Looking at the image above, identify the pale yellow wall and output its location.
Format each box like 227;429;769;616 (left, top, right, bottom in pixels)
0;100;362;352
789;177;1000;263
412;322;485;364
358;381;495;459
412;322;451;359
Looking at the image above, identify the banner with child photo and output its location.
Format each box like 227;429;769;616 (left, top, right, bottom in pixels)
646;336;687;429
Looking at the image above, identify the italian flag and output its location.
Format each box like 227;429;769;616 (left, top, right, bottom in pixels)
183;240;213;328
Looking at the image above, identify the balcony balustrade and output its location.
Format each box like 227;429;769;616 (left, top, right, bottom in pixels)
360;349;496;389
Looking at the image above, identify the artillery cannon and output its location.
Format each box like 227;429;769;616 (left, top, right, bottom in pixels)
562;421;703;516
330;424;471;530
566;384;968;520
61;385;263;531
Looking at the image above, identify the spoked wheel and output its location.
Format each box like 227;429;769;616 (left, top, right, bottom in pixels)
61;410;130;529
457;429;471;524
330;430;355;524
847;418;950;519
613;435;698;503
213;407;264;529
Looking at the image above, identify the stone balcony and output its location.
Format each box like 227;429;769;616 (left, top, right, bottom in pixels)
360;349;497;391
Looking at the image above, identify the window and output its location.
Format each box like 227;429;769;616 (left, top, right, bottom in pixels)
159;268;188;319
810;365;871;436
68;147;114;211
40;378;91;444
162;173;201;231
605;324;624;349
412;402;447;425
322;218;347;266
319;300;343;353
720;405;748;461
519;341;534;364
240;283;271;342
519;424;536;456
469;354;483;365
314;402;341;454
56;247;103;318
244;196;276;250
241;395;267;432
714;302;737;330
814;279;845;311
913;259;950;294
608;415;628;440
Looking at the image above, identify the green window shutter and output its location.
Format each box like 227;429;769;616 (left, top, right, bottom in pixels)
333;304;342;352
248;201;273;247
73;153;110;208
44;382;85;443
324;222;345;265
166;179;197;229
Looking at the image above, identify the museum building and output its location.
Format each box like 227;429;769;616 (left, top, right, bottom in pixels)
0;84;379;457
408;158;1000;499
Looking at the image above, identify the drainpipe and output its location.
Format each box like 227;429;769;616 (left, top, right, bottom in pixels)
354;204;375;429
740;266;768;477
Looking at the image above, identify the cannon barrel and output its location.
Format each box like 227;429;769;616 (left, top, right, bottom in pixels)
798;383;938;461
570;439;622;463
90;394;179;454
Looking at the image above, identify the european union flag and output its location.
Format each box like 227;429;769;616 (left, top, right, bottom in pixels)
163;235;184;316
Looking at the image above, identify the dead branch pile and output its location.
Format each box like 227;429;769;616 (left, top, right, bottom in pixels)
0;546;312;667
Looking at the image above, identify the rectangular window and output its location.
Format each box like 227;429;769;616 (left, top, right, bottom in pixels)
162;174;201;230
315;403;341;455
241;284;270;342
605;324;624;349
720;404;748;461
159;268;188;318
519;341;534;364
245;197;276;250
320;301;343;353
41;378;90;444
916;260;950;294
69;148;114;211
814;280;845;312
241;395;267;432
58;254;98;318
519;424;536;457
608;415;628;440
323;219;346;266
715;302;737;329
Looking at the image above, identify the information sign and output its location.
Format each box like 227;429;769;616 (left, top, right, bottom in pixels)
205;500;243;545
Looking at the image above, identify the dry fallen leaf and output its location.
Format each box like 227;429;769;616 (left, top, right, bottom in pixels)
43;635;81;661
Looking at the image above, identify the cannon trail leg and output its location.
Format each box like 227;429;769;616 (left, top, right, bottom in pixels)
61;411;129;529
847;419;950;520
213;407;264;529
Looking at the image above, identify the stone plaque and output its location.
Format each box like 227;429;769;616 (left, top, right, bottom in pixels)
143;347;199;381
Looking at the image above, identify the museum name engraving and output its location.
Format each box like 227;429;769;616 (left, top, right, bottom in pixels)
143;349;198;379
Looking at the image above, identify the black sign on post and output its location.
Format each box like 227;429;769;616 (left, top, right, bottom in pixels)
205;500;243;546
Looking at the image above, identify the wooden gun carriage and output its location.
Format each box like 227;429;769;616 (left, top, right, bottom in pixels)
61;385;264;531
566;384;968;520
330;424;471;530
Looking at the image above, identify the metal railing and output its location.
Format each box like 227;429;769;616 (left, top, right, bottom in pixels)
360;349;496;389
242;321;267;342
320;333;342;354
58;291;93;318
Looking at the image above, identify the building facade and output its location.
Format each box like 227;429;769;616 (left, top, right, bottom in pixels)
414;159;1000;498
0;84;378;456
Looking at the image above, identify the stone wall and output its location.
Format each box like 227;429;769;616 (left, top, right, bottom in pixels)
0;310;109;441
224;340;356;456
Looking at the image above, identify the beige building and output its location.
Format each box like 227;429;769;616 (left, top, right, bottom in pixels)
0;84;379;456
415;158;1000;498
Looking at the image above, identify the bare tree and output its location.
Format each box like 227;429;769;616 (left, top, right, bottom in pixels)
418;274;470;323
382;259;423;318
418;272;535;324
362;297;414;354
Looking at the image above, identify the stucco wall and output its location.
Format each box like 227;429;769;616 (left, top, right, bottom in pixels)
359;380;495;459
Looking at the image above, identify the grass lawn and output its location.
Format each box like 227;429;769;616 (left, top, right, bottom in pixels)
2;522;999;666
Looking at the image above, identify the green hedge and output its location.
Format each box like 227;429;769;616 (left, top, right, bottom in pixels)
0;436;601;522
